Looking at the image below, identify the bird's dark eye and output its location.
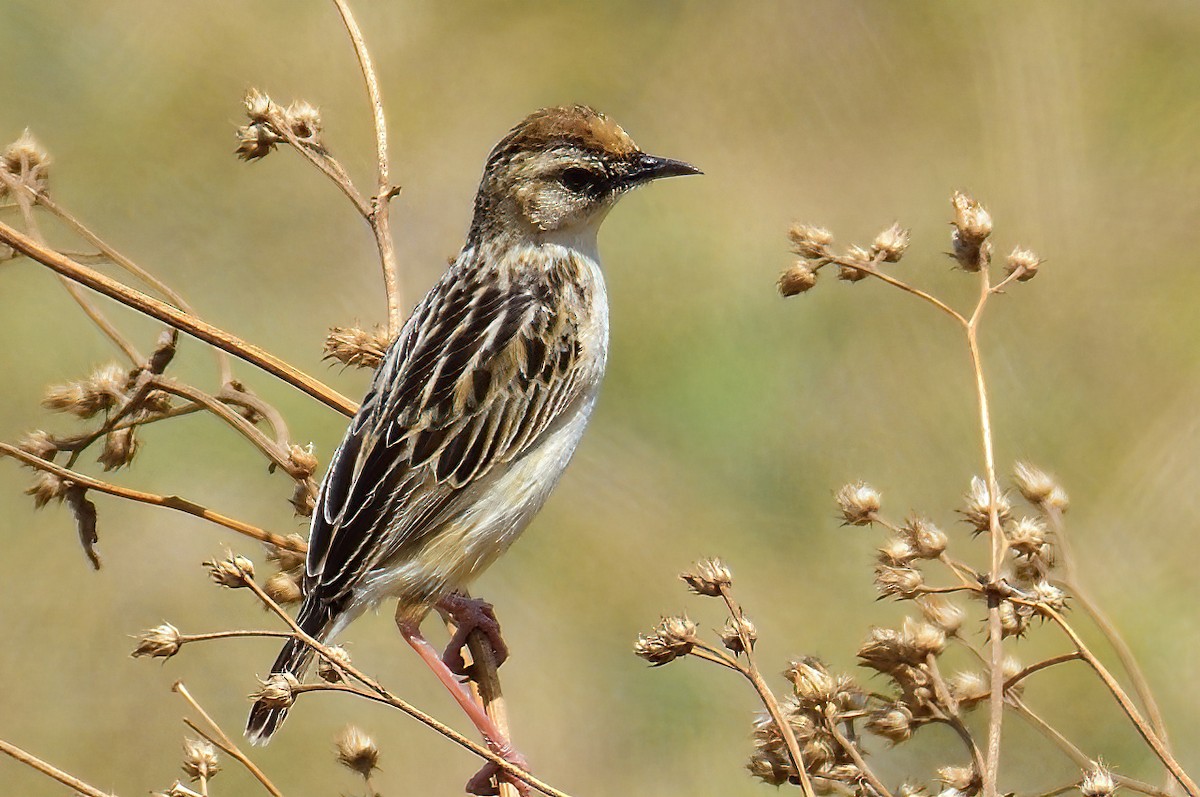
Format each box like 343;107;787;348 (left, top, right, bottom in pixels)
559;167;599;193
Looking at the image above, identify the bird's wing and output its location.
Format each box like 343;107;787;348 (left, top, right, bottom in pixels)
304;261;592;603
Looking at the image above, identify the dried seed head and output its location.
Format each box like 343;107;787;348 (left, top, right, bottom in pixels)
998;601;1030;638
1005;247;1042;282
872;223;910;263
236;124;281;161
960;476;1011;533
1012;462;1057;504
25;470;71;508
1;129;50;192
1031;580;1068;612
778;260;819;296
1043;485;1070;514
786;657;838;705
324;325;390;370
634;615;697;666
318;645;353;683
948;670;988;707
902;616;946;657
181;738;220;782
97;427;140;471
837;246;872;282
836;481;881;526
680;557;732;596
265;535;306;572
264;570;303;605
866;702;914;744
290;481;316;518
746;746;792;786
42;363;126;418
1080;763;1117;797
285;101;323;145
286;443;318;479
720;616;757;654
244;89;275;122
335;725;380;779
938;765;981;795
904;516;948;559
131;623;183;659
788;223;834;259
144;389;174;414
154;781;202;797
1005;516;1048;558
920;596;966;635
875;564;924;600
17;430;57;460
251;672;299;709
858;626;908;674
951;192;992;244
878;534;916;565
899;783;930;797
205;553;255;588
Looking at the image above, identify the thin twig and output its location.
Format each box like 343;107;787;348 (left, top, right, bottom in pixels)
0;737;116;797
824;720;893;797
0;220;357;416
0;443;305;552
174;681;283;797
825;255;968;327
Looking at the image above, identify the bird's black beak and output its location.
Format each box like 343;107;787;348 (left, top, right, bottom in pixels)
617;152;702;190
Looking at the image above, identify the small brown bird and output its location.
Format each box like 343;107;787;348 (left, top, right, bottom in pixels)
246;105;698;778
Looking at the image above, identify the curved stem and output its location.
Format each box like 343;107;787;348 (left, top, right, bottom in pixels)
0;738;116;797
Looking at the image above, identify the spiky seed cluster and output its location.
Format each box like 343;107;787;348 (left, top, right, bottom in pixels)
286;443;318;479
324;326;390;369
42;362;127;418
264;570;303;605
1080;763;1117;797
938;765;982;796
872;223;911;263
720;616;757;654
25;470;71;508
181;738;219;782
1012;461;1069;513
874;564;924;600
680;557;733;596
153;781;202;797
1005;247;1042;282
1;129;50;195
950;191;992;272
948;670;988;708
1005;516;1048;558
919;596;966;635
634;615;698;666
960;476;1011;533
251;672;299;710
788;224;834;259
836;481;881;526
866;702;914;744
97;427;139;471
836;246;871;282
17;430;57;460
335;725;380;779
318;645;353;683
205;553;255;587
236;89;325;160
778;261;818;296
131;623;183;659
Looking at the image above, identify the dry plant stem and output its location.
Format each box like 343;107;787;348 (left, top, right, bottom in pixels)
832;257;967;327
174;681;283;797
1011;698;1169;797
925;653;985;775
0;738;116;797
240;578;569;797
461;612;521;797
1045;505;1172;754
1036;604;1198;796
330;0;403;337
0;443;305;552
717;585;816;797
0;220;357;416
823;720;893;797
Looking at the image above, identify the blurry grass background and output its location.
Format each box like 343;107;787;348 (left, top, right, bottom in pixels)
3;1;1200;794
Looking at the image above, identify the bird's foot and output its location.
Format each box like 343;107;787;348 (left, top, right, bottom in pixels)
437;592;509;676
465;746;532;796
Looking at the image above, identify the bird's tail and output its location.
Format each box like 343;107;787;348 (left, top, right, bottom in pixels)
245;596;335;745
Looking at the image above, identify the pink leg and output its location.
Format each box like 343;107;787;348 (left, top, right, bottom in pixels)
397;619;531;797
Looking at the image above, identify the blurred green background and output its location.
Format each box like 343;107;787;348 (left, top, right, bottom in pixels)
4;1;1200;795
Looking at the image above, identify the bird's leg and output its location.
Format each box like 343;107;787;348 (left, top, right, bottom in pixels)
436;591;509;676
395;615;530;797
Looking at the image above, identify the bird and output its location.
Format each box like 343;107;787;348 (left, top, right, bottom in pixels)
245;105;699;754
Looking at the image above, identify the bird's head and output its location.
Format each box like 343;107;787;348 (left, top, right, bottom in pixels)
469;105;699;244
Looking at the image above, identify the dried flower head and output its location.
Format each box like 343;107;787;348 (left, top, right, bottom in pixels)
920;596;966;635
866;702;914;744
1005;516;1048;558
42;362;126;418
788;223;834;260
948;670;988;708
335;725;380;779
778;260;818;296
786;657;838;705
153;781;202;797
902;615;946;657
950;191;992;257
285;443;318;479
878;534;916;565
25;470;71;508
836;481;881;526
181;738;219;782
1;129;50;193
1031;580;1068;612
858;626;910;675
17;430;57;460
904;515;948;559
243;89;275;122
872;223;910;263
1005;247;1042;282
680;557;732;596
236;124;281;161
265;535;307;572
285;100;323;145
251;672;299;710
634;615;697;666
318;645;353;683
938;765;981;796
720;616;757;654
131;622;183;659
1012;462;1056;503
264;570;303;605
205;553;255;588
1080;763;1117;797
97;427;140;471
960;476;1011;533
837;245;872;282
875;564;924;600
324;326;390;369
998;601;1030;638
